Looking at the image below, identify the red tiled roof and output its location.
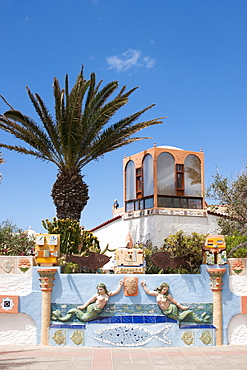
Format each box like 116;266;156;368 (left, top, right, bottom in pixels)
90;214;122;232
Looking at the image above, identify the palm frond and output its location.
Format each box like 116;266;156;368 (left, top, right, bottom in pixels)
2;112;55;157
0;143;53;161
26;88;62;158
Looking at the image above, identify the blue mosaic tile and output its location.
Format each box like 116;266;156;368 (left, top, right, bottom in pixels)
110;316;122;323
155;316;168;323
179;324;216;329
98;317;110;323
132;316;144;323
122;316;133;323
166;317;177;323
88;319;99;324
50;324;86;329
144;316;156;324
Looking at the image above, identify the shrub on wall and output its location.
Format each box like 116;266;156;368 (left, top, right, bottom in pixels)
0;221;35;255
162;231;205;274
140;232;206;274
137;240;163;274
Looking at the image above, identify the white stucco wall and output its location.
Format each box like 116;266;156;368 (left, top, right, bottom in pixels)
228;314;247;345
0;256;34;295
229;276;247;296
0;274;33;296
0;313;36;345
94;212;221;251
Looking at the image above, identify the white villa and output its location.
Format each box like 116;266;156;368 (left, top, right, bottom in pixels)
91;145;222;252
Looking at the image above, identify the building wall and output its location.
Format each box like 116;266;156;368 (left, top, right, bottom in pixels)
93;212;221;253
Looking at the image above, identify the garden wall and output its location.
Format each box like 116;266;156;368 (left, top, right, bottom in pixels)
0;256;246;347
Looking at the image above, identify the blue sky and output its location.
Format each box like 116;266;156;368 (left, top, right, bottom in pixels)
0;0;247;233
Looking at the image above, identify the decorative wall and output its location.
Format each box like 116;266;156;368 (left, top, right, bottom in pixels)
0;260;246;347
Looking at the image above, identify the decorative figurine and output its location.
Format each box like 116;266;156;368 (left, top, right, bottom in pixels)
52;280;124;322
35;233;60;266
114;248;145;274
141;281;211;322
124;276;138;296
203;235;227;265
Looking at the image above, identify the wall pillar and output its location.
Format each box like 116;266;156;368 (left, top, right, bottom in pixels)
38;268;57;346
207;268;226;346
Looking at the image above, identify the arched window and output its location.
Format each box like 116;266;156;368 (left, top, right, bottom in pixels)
125;160;135;200
184;155;202;196
157;152;175;195
143;154;153;196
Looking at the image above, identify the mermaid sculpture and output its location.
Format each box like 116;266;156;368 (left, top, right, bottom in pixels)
52;280;124;322
141;281;210;322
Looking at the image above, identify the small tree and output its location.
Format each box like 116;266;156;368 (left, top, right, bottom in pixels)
206;167;247;235
225;235;247;258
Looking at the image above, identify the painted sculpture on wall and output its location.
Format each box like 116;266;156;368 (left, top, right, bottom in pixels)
150;251;193;270
52;280;124;322
141;281;211;322
66;252;111;270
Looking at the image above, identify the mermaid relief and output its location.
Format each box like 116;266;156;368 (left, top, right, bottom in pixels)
141;281;210;323
52;280;124;322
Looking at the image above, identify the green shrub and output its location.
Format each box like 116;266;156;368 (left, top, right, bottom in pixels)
225;235;247;258
162;231;206;274
139;232;206;274
0;221;35;256
137;240;163;274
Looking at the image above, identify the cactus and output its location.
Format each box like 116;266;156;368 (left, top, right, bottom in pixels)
42;217;82;254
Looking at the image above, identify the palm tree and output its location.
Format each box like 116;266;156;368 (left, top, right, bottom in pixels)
0;69;163;221
0;152;4;183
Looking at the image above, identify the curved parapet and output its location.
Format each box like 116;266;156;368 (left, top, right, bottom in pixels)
0;313;36;345
228;314;247;345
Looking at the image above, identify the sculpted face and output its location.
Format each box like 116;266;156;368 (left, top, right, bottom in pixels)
97;287;105;295
160;286;168;294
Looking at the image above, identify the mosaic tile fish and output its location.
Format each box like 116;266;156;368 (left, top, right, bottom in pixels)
93;324;172;346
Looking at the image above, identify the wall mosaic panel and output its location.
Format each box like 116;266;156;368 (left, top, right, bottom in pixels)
51;303;213;326
49;325;85;346
179;328;215;347
0;257;34;275
228;258;247;276
93;323;173;346
0;295;18;313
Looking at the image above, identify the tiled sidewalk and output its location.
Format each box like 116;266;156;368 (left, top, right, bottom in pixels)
0;344;247;370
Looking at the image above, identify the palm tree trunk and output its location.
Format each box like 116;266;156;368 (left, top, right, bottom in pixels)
51;169;89;221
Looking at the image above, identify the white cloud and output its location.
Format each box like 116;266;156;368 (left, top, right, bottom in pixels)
143;56;156;69
106;49;156;72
